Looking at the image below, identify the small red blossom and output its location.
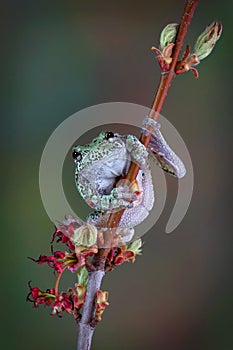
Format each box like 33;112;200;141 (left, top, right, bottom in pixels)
107;247;115;263
27;282;87;318
51;292;74;316
30;250;87;274
69;284;86;310
29;252;64;273
94;290;109;322
106;243;139;268
65;252;85;272
53;251;65;259
27;282;55;307
52;228;75;251
175;45;200;78
114;245;136;265
151;43;175;71
74;244;98;257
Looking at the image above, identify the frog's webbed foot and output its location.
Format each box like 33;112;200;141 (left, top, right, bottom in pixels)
125;134;148;168
141;117;186;178
113;183;139;202
87;210;135;244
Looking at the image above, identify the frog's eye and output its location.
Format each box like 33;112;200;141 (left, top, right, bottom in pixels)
104;132;115;140
72;150;82;162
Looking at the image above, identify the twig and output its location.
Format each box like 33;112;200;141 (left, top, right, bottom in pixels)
94;0;199;264
77;270;105;350
77;1;199;349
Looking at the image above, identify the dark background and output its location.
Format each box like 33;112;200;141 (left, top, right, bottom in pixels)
1;1;232;349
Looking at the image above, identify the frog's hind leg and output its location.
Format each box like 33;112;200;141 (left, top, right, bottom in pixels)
87;210;134;244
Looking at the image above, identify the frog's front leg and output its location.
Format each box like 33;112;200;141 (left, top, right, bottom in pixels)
125;134;148;167
77;172;139;211
93;185;138;210
141;117;186;178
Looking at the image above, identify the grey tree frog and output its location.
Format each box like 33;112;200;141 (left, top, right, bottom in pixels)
72;118;186;242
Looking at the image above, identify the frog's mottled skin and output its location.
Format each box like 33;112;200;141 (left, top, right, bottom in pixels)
73;120;186;242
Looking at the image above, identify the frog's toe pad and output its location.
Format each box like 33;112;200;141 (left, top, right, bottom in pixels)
114;186;141;207
116;227;135;243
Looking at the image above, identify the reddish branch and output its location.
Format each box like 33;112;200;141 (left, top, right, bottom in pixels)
78;1;199;349
92;0;199;268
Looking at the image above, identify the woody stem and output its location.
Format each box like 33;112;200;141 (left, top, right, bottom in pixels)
93;0;199;264
77;270;105;350
77;0;199;349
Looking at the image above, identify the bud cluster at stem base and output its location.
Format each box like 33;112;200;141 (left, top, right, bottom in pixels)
27;216;142;322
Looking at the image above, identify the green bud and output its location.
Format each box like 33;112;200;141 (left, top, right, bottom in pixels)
193;21;223;60
77;266;88;287
126;238;142;255
160;23;179;50
72;223;97;247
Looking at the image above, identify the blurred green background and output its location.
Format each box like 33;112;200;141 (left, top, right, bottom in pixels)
2;0;232;349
